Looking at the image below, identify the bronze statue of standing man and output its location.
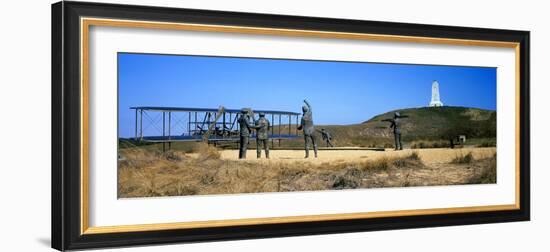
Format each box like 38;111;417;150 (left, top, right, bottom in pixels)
254;112;270;159
237;109;253;159
382;112;409;151
297;99;318;158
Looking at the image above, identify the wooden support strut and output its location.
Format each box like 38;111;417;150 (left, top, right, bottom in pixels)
278;114;281;146
139;109;143;141
134;109;138;141
271;114;275;148
162;112;165;152
168;112;171;150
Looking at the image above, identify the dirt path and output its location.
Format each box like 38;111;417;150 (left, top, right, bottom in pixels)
217;147;496;165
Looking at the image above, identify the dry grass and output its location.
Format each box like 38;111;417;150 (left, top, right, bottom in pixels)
467;153;497;184
410;140;451;149
118;145;496;198
451;152;474;164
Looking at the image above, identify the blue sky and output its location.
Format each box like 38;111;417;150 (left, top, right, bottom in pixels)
118;53;496;138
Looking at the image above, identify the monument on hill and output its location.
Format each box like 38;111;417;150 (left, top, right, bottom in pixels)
429;80;444;107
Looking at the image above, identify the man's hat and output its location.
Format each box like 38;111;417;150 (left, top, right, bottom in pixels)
259;112;265;117
241;108;249;113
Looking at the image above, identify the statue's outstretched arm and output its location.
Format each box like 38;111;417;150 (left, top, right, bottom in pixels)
382;119;395;129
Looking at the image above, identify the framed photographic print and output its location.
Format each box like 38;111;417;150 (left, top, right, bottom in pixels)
52;1;530;250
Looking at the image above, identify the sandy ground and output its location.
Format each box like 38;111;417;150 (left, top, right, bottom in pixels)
218;147;496;165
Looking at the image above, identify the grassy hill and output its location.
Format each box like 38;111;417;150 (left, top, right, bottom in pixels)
313;106;496;148
364;106;495;138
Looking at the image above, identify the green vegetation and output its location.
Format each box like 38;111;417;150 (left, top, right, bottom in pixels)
320;106;496;148
363;106;496;140
471;138;497;147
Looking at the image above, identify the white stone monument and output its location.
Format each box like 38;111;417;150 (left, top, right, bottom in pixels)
429;80;444;107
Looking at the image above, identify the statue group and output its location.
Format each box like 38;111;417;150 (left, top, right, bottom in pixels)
237;99;329;159
238;100;409;159
237;110;270;159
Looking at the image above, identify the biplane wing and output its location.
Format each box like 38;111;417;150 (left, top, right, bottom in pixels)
130;106;301;144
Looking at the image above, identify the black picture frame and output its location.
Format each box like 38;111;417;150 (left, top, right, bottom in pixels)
52;1;530;251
